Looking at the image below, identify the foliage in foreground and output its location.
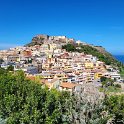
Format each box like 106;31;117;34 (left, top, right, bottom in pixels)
0;69;71;124
104;95;124;124
0;69;107;124
0;68;124;124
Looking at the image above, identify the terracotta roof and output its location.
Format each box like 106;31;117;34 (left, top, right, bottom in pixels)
60;82;78;89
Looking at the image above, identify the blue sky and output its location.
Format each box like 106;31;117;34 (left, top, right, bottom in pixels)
0;0;124;55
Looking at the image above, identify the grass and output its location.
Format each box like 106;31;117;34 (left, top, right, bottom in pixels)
107;86;122;92
99;86;122;93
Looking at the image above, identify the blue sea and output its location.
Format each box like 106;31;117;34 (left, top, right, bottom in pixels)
114;55;124;64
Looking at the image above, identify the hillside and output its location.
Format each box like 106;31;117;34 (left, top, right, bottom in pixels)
0;34;124;123
94;46;119;65
25;34;124;69
94;46;116;62
63;43;124;76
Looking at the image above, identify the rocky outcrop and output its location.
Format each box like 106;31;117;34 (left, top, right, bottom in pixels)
32;35;49;43
25;34;75;47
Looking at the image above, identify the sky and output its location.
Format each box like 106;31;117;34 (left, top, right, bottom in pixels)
0;0;124;55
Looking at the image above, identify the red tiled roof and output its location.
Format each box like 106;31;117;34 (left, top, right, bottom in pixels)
60;82;78;89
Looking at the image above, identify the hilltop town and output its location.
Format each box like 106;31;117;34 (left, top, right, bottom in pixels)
0;34;123;92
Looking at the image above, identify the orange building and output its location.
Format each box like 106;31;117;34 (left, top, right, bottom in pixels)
22;50;32;57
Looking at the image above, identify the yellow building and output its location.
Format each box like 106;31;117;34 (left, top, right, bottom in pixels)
85;62;94;69
95;72;103;79
49;43;58;50
54;73;67;82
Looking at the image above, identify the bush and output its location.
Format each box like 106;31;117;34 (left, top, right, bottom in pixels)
114;84;121;88
62;44;76;52
7;65;14;71
0;70;71;124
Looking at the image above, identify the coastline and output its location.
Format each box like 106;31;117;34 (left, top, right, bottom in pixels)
114;55;124;64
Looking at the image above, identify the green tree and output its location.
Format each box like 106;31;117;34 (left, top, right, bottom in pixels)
0;70;71;124
62;44;76;52
0;59;4;64
100;77;108;82
104;95;124;124
7;65;14;71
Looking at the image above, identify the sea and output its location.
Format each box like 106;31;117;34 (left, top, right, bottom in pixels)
114;55;124;64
